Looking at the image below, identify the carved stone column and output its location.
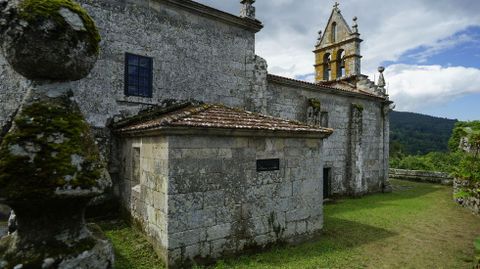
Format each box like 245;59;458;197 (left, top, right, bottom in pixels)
0;0;113;267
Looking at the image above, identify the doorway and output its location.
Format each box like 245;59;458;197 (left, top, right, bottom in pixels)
323;167;332;199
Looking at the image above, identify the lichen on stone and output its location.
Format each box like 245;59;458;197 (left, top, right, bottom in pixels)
18;0;101;53
0;233;97;268
308;98;321;110
0;95;105;200
352;103;364;112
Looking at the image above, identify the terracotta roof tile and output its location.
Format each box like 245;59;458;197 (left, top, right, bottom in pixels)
267;74;385;99
114;103;333;136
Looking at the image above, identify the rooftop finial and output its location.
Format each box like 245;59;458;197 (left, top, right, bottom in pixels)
377;66;386;94
333;2;340;12
316;30;323;46
352;16;358;33
240;0;256;20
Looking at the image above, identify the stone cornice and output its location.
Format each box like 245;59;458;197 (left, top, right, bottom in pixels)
267;74;389;102
154;0;263;33
313;37;363;52
82;0;263;33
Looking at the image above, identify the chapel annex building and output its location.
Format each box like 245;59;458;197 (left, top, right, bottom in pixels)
0;0;392;267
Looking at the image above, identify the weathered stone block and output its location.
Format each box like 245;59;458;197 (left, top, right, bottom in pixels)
206;223;231;241
204;190;225;208
169;229;203;249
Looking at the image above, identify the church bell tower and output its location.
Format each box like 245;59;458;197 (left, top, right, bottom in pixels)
314;2;363;82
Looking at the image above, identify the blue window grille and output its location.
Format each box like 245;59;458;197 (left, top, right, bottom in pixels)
125;53;153;97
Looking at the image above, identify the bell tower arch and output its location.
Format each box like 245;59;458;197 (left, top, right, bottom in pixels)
314;2;362;82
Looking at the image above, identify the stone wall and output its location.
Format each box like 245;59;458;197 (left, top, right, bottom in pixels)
262;78;390;196
0;0;389;199
0;0;258;131
0;0;262;189
74;0;258;127
453;178;480;215
119;134;325;267
389;169;453;185
167;135;323;265
118;136;169;260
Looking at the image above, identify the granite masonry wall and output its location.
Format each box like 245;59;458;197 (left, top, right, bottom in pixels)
454;178;480;215
389;168;453;185
0;0;262;191
119;134;325;267
0;0;258;131
262;79;390;196
119;136;169;260
73;0;258;127
0;0;389;198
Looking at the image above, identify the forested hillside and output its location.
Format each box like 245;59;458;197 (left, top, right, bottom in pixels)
390;111;457;155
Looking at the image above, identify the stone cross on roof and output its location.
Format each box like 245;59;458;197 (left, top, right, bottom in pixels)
333;2;340;12
240;0;256;20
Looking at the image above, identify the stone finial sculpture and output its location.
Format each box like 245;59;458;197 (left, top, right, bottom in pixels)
377;66;386;94
352;16;358;33
0;0;100;81
240;0;256;20
0;0;113;268
316;30;322;46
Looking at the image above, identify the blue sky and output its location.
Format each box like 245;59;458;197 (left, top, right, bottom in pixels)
196;0;480;121
381;26;480;120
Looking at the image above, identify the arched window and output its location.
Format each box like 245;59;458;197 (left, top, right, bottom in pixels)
331;22;337;43
337;49;345;78
323;53;331;80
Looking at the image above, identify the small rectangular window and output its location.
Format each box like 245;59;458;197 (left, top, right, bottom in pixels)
125;53;153;98
256;159;280;172
323;167;332;199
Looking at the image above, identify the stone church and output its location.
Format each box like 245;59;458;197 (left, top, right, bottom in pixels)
0;0;392;267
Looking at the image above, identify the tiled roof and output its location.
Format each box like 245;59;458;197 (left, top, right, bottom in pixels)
114;103;333;137
267;74;385;99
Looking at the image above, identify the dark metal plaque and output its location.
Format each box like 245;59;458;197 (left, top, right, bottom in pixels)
256;159;280;172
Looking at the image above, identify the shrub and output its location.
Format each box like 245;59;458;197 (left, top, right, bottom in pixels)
389;151;462;173
452;155;480;183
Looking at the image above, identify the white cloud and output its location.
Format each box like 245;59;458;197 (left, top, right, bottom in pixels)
195;0;480;116
385;64;480;111
196;0;480;76
405;34;476;64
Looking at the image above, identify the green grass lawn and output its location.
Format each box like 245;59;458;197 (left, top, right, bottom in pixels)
99;180;480;268
99;220;164;269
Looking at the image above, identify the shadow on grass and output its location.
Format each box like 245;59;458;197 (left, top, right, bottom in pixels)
98;220;165;269
216;217;396;268
326;180;445;216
